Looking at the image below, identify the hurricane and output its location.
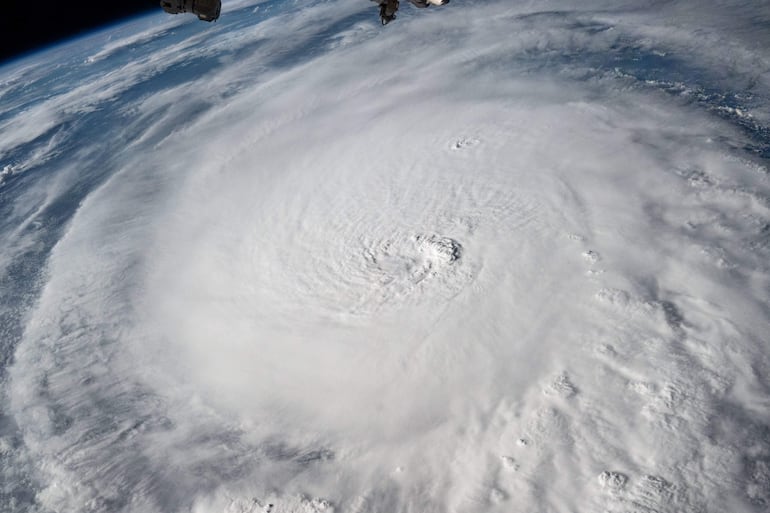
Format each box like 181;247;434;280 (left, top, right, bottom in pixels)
1;1;769;512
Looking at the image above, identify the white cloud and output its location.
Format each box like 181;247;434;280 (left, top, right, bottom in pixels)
2;1;769;512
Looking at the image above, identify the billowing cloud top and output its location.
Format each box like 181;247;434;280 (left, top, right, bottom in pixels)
0;1;769;512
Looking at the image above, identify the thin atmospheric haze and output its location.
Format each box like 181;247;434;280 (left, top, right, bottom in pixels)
0;1;769;512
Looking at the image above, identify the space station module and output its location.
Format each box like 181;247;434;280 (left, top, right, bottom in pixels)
160;0;221;22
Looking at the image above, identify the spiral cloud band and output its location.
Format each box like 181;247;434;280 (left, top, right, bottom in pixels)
1;1;769;512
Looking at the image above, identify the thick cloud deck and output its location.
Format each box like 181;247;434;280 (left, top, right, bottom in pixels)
1;1;769;512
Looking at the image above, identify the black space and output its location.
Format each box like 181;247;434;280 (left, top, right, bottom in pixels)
2;1;159;65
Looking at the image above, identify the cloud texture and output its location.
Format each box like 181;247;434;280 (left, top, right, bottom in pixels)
1;1;769;512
